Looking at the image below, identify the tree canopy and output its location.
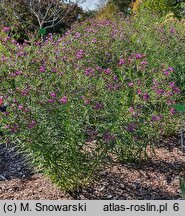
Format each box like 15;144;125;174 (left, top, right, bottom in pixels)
0;0;84;39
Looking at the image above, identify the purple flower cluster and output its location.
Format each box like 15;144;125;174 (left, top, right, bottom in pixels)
76;49;84;59
85;67;95;76
0;17;182;168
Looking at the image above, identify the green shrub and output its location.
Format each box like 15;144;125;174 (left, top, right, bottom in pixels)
0;17;183;191
142;0;182;17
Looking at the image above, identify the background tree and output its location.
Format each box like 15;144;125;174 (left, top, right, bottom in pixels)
110;0;133;14
131;0;142;13
96;0;133;20
96;1;118;20
0;0;84;41
141;0;183;17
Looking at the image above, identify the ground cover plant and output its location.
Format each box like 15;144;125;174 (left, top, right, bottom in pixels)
0;13;184;192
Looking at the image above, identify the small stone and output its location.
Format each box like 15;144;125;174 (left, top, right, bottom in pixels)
120;184;125;189
135;179;141;184
22;175;26;179
17;166;22;171
80;195;86;199
99;186;105;191
107;194;113;199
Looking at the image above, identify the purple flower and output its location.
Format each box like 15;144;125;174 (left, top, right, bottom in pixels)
74;32;81;39
164;91;173;97
39;66;45;73
59;96;68;104
1;55;8;62
4;36;11;43
81;96;90;105
5;124;10;129
118;58;125;65
28;120;36;129
48;99;55;103
92;38;97;43
156;89;164;95
96;65;103;72
85;67;95;76
173;87;180;94
93;102;104;110
151;115;158;121
2;27;10;32
13;99;17;104
140;60;148;65
166;100;173;105
142;93;149;101
137;89;142;95
113;75;118;80
127;123;137;132
163;69;170;76
169;82;175;88
15;70;22;75
169;107;176;115
151;115;162;122
9;124;19;133
163;67;173;76
61;57;67;61
76;49;84;59
52;68;57;73
135;53;143;59
168;67;174;72
103;133;115;142
21;89;28;96
128;57;133;63
23;108;29;113
128;106;134;113
128;82;133;87
18;105;24;110
170;28;175;33
104;68;111;75
50;92;56;97
153;79;158;85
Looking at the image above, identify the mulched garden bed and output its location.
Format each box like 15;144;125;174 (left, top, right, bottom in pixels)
0;136;184;200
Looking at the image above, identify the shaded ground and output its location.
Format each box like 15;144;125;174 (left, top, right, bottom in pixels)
0;136;185;200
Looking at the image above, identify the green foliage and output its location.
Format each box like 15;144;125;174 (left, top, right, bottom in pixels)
96;1;119;20
1;15;183;191
83;10;96;19
96;0;133;20
0;43;6;55
179;2;185;18
180;176;185;198
131;0;142;13
110;0;132;13
142;0;182;17
1;3;185;191
121;11;185;101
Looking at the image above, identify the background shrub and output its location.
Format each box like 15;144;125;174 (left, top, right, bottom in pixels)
141;0;183;18
0;0;84;42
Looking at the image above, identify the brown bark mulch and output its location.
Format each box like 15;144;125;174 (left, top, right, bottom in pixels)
0;136;185;200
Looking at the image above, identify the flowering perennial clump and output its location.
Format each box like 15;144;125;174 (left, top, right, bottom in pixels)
0;18;183;191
